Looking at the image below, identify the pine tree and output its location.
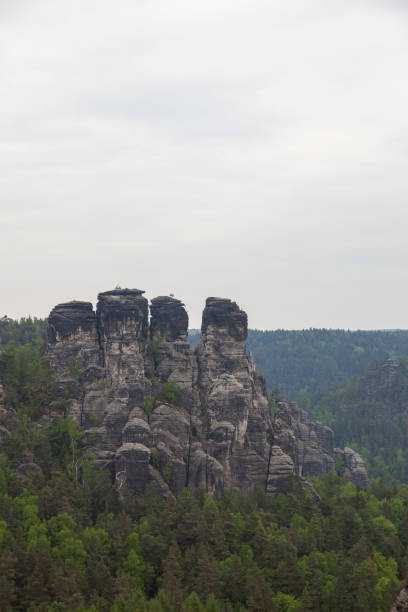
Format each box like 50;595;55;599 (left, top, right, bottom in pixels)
162;542;184;609
203;595;221;612
182;591;204;612
195;544;221;602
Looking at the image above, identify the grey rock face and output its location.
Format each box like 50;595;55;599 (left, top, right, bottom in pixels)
0;384;16;443
287;403;335;477
149;297;197;406
150;296;188;342
97;289;149;388
15;451;43;480
334;447;370;488
197;297;248;395
195;297;273;493
0;383;6;417
47;301;101;382
46;289;369;498
266;446;295;495
380;357;400;383
115;442;151;495
0;425;9;445
48;301;97;343
391;586;408;611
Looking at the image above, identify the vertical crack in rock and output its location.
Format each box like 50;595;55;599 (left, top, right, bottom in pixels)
46;289;370;498
265;438;273;493
80;392;85;427
96;309;105;368
96;289;149;388
149;296;194;494
186;398;193;488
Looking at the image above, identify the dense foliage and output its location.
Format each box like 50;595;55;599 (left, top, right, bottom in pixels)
303;357;408;485
0;411;407;610
0;320;407;610
247;329;408;400
0;355;407;612
0;324;54;421
0;317;47;348
189;328;408;400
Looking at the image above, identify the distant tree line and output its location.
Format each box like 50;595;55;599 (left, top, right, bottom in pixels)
189;328;408;401
247;328;408;400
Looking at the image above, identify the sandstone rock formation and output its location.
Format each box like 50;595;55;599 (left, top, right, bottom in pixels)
0;383;10;445
47;289;369;497
15;450;42;480
334;447;370;488
391;585;408;612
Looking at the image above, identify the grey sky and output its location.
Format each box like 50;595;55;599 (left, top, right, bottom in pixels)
1;0;407;329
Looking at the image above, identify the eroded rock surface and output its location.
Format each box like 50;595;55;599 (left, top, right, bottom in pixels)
334;447;370;488
47;289;369;497
391;585;408;611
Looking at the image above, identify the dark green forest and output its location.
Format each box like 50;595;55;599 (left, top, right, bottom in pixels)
1;319;408;610
189;328;408;400
302;357;408;485
0;335;406;611
0;317;47;348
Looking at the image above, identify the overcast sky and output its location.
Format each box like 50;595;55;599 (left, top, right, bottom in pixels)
1;0;407;329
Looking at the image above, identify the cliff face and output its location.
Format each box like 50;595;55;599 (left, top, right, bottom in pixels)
47;289;369;496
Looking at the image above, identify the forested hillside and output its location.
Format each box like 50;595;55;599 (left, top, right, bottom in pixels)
0;337;406;611
0;320;407;609
189;329;408;400
302;357;408;485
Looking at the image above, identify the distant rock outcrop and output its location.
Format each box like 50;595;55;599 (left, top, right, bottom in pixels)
0;384;10;445
391;584;408;611
47;289;369;497
334;447;370;488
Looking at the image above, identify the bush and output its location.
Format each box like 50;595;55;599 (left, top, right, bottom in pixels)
164;382;179;405
69;357;83;380
141;397;156;417
149;374;158;387
148;337;162;359
151;448;159;469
